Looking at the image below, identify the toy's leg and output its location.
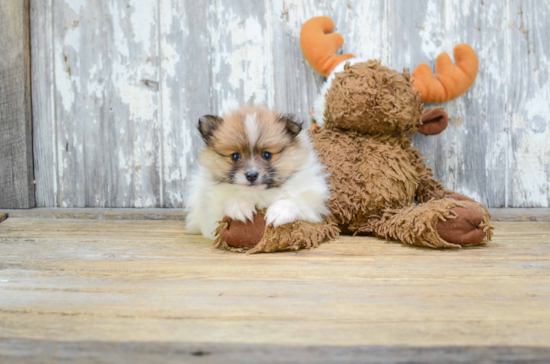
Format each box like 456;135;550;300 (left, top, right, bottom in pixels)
213;211;340;254
373;198;493;248
248;218;340;254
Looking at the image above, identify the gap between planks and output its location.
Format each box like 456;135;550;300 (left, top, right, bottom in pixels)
1;208;550;222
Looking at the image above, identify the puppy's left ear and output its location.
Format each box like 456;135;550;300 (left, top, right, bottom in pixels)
198;115;223;145
279;114;302;137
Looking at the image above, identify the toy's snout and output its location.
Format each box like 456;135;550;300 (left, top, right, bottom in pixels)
419;108;449;136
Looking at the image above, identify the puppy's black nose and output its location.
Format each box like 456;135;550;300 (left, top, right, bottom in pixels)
245;171;259;182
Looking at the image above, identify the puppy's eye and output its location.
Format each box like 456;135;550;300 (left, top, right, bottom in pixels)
261;151;272;161
231;153;241;162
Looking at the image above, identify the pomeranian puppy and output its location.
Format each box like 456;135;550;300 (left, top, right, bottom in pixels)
185;106;330;240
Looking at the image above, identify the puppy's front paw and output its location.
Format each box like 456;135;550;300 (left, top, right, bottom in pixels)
265;200;303;227
225;199;256;222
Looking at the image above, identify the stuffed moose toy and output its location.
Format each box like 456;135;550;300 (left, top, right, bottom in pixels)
214;16;493;253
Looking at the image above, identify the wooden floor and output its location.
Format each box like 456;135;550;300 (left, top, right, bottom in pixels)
1;216;550;363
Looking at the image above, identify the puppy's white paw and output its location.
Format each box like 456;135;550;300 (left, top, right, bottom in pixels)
265;200;303;227
225;199;256;222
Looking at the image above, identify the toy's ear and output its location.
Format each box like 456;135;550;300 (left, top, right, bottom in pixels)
198;115;223;145
419;108;449;135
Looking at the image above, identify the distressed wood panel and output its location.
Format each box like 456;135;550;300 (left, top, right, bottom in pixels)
51;0;162;207
0;0;34;209
209;0;275;112
507;0;550;207
443;0;508;207
31;0;549;207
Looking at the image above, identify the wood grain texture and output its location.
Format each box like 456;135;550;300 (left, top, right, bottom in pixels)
0;0;34;209
2;341;550;364
31;1;549;208
30;0;56;207
0;218;549;361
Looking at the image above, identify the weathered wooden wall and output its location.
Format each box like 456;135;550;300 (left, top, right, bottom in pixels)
0;0;34;209
30;0;550;208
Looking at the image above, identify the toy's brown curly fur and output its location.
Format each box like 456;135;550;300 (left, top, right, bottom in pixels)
307;60;493;250
373;199;493;248
324;61;422;137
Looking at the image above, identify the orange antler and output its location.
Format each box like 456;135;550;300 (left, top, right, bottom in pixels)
411;44;479;103
300;16;355;77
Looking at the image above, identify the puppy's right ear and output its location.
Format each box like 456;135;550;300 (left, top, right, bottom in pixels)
198;115;223;145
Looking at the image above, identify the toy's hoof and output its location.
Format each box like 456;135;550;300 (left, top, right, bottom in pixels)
219;215;266;248
437;204;487;246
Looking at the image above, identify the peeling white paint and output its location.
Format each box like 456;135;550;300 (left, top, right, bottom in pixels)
421;1;444;58
211;7;272;110
129;1;156;53
54;50;75;112
510;90;550;207
66;0;86;14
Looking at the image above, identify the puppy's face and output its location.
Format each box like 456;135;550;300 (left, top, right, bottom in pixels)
198;107;306;189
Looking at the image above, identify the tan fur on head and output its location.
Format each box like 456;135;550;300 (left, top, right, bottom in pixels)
198;106;307;189
324;60;423;138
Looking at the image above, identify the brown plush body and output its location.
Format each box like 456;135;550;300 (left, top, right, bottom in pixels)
311;61;492;247
214;17;493;253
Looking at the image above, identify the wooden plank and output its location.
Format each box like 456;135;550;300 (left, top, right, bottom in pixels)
507;1;550;207
1;340;549;364
0;0;34;209
158;0;213;208
208;0;275;113
1;218;549;350
0;213;6;223
51;0;162;207
30;0;57;207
